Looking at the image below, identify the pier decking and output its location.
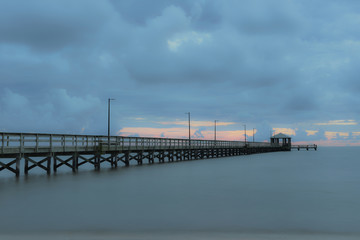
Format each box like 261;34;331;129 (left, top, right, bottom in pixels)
1;132;291;177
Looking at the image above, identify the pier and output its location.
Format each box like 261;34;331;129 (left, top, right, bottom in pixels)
291;144;317;151
1;132;291;177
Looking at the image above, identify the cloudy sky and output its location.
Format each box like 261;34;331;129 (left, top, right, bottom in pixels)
1;0;360;146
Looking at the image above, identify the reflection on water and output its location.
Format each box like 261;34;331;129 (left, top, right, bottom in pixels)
1;147;360;238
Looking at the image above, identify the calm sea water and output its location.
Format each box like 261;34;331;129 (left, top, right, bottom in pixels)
1;147;360;239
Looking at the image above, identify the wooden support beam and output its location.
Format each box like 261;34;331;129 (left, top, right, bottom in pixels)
73;153;78;172
137;151;143;165
54;155;75;172
111;153;118;168
24;155;51;175
149;151;154;164
78;155;96;167
124;151;130;166
0;157;20;176
94;154;100;170
159;151;165;163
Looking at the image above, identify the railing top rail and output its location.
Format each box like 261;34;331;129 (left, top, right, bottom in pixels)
0;131;271;146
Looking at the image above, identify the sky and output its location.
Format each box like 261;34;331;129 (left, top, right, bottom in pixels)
1;0;360;146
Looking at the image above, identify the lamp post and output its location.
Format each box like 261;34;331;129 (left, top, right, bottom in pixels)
243;124;246;145
186;112;191;146
108;98;115;146
214;120;218;142
253;128;255;142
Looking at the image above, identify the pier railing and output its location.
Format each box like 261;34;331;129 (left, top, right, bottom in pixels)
1;132;274;155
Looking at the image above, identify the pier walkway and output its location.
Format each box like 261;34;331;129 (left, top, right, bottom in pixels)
1;132;290;177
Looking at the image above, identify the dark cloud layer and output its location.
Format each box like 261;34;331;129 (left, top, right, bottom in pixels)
1;0;360;144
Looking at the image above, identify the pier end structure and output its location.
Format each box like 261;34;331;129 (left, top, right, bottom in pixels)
270;133;292;151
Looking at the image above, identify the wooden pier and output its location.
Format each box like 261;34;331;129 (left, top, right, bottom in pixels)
1;132;291;177
291;144;317;151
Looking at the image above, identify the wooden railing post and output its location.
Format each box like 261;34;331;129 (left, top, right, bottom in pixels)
20;133;24;153
1;133;4;154
50;135;53;152
36;134;39;152
63;135;66;152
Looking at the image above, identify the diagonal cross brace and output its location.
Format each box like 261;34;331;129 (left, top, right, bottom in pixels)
25;156;51;172
0;159;18;173
54;155;74;169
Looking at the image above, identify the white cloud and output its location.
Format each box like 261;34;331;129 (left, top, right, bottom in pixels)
167;31;211;52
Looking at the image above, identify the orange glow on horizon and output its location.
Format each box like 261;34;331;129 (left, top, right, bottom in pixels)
118;127;190;139
157;120;236;127
118;127;257;141
118;127;360;146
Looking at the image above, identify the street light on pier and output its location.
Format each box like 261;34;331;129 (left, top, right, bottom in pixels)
253;128;255;142
243;124;247;145
214;120;218;142
108;98;115;146
186;112;191;146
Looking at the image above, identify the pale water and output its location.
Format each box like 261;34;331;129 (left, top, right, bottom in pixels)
1;147;360;239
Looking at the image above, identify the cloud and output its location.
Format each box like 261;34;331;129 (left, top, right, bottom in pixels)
324;131;350;140
273;128;296;136
315;120;357;126
167;31;211;52
157;120;236;127
118;127;189;139
222;0;301;36
1;0;360;146
0;88;102;134
306;130;319;136
353;132;360;137
117;126;256;142
0;0;114;51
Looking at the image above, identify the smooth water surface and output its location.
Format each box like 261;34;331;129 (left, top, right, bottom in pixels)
1;147;360;239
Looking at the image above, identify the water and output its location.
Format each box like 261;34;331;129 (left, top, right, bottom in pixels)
1;147;360;239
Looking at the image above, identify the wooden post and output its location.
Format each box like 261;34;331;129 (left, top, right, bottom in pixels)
24;155;29;175
16;155;21;177
36;134;39;152
47;155;51;175
2;133;4;154
50;135;53;152
111;153;118;168
94;154;100;170
124;151;130;167
73;153;78;172
53;154;57;172
20;133;24;153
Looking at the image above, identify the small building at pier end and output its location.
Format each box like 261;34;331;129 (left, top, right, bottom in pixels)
271;133;291;151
